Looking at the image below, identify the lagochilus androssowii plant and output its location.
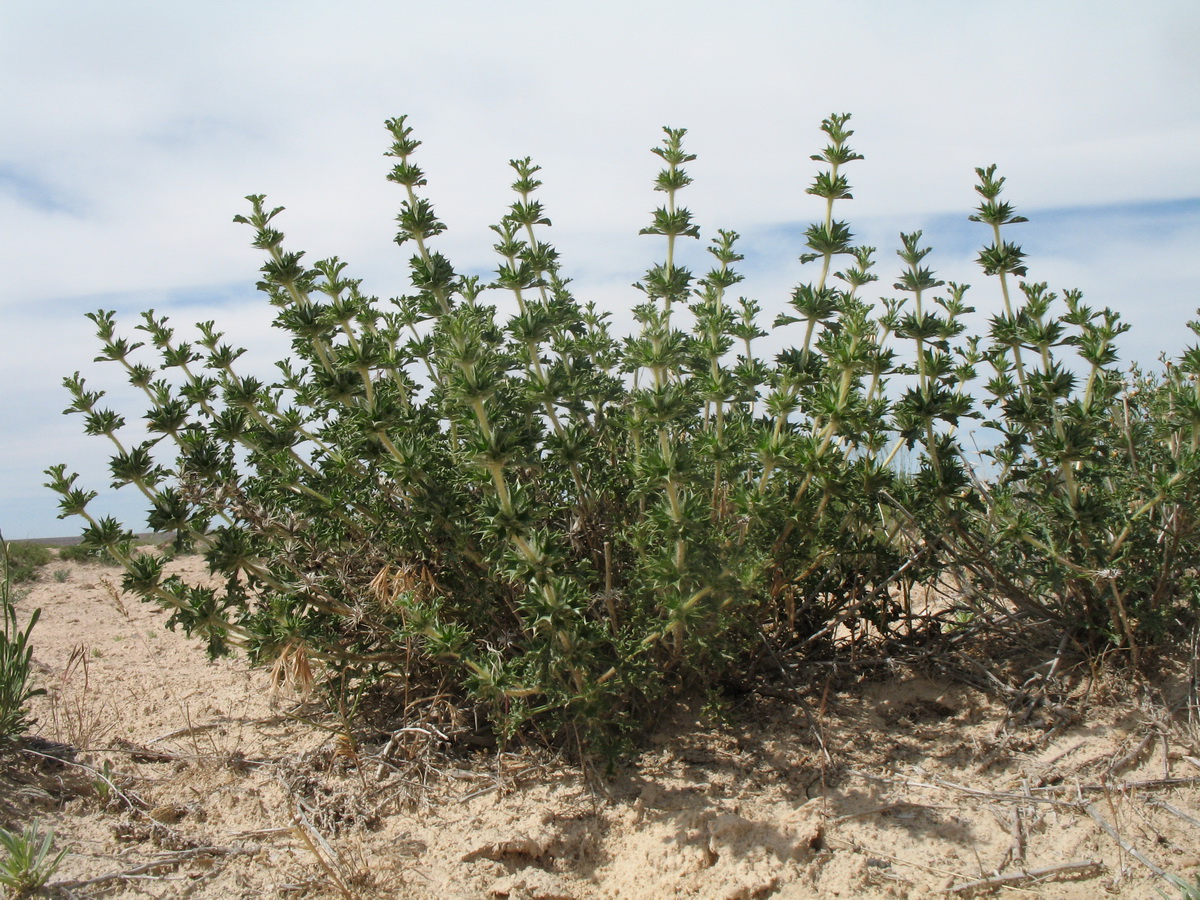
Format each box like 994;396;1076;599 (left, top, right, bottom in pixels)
48;113;1200;749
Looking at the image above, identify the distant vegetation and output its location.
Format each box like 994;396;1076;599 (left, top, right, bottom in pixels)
1;544;50;584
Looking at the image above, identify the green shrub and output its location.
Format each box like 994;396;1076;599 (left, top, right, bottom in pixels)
47;114;1200;749
1;534;46;744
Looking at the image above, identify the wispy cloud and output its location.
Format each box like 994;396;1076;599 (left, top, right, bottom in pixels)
0;165;80;214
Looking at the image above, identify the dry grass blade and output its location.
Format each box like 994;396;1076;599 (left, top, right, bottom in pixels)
1084;802;1168;879
47;643;114;750
1147;798;1200;829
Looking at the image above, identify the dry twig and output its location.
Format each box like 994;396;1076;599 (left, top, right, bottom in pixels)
55;845;255;889
1108;730;1158;778
947;860;1102;895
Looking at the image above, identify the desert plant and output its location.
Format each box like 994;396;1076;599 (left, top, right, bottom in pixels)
46;114;1200;750
1;533;45;744
0;819;65;896
91;758;117;807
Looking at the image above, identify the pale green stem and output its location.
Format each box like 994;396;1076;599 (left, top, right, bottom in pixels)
912;287;943;484
992;221;1029;398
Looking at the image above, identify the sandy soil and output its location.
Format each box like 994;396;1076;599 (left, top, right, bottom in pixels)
4;553;1200;899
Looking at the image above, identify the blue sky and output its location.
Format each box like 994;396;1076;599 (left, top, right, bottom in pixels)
2;0;1199;538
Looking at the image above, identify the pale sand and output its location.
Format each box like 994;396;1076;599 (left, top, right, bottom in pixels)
4;553;1200;898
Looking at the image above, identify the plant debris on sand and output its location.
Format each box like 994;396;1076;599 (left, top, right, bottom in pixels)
3;554;1200;899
